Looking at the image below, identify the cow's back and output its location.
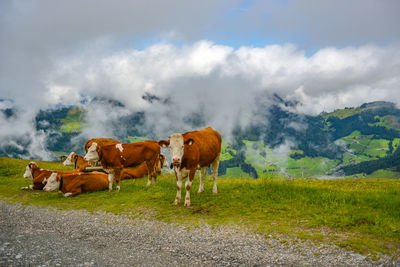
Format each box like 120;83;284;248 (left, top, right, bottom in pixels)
183;127;221;167
85;138;120;152
81;172;109;192
120;163;149;180
123;141;160;163
101;141;160;169
62;172;108;193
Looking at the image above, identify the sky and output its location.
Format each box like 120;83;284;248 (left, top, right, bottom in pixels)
1;0;400;159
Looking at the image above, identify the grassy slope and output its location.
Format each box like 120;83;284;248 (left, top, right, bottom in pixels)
370;115;400;130
1;157;399;259
321;107;365;120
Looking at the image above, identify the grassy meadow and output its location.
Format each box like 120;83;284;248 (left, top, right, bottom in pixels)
0;156;399;260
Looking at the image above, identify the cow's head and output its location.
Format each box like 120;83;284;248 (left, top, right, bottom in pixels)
23;162;38;179
158;134;194;167
42;173;60;192
160;153;168;168
84;142;100;162
155;154;168;173
63;152;77;166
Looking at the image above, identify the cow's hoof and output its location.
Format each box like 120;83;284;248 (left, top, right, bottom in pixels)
146;182;151;187
21;187;28;190
116;186;120;191
63;192;72;197
184;200;191;207
108;188;113;192
213;191;218;195
173;199;179;205
197;190;204;194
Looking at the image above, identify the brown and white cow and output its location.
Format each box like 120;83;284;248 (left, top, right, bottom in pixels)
84;138;120;153
84;141;161;191
120;154;168;180
22;162;80;190
63;152;90;171
158;127;221;206
42;171;108;197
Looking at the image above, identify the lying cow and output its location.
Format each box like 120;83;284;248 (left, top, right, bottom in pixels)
120;154;168;180
22;162;80;190
84;141;161;191
158;127;221;206
42;171;108;197
84;138;120;152
63;152;90;171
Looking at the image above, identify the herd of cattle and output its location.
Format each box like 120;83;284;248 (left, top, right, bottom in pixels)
22;127;222;206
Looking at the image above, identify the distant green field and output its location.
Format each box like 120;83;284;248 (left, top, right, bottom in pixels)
126;136;149;143
220;139;235;161
340;131;389;158
59;107;86;133
242;140;339;178
1;156;399;260
370;115;400;130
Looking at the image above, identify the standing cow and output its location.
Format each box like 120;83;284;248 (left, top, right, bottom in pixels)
158;127;221;206
84;141;161;191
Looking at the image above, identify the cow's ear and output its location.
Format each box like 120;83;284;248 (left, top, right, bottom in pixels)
185;138;194;146
158;140;170;148
73;154;79;160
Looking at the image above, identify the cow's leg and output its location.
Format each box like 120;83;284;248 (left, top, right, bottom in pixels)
21;185;33;190
211;153;220;194
114;168;121;192
184;169;196;207
107;169;115;191
198;167;206;194
63;189;81;197
145;160;156;186
174;168;182;205
151;156;158;184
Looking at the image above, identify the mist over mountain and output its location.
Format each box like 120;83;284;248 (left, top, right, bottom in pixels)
2;96;399;178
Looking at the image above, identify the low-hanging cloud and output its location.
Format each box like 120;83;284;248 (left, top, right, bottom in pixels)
47;41;400;135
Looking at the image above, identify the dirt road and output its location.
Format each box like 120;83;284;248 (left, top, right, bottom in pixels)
0;201;397;266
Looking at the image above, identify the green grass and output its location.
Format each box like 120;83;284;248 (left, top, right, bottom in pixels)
1;157;399;259
223;167;251;178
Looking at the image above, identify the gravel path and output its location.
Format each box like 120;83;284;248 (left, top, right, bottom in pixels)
0;201;398;266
